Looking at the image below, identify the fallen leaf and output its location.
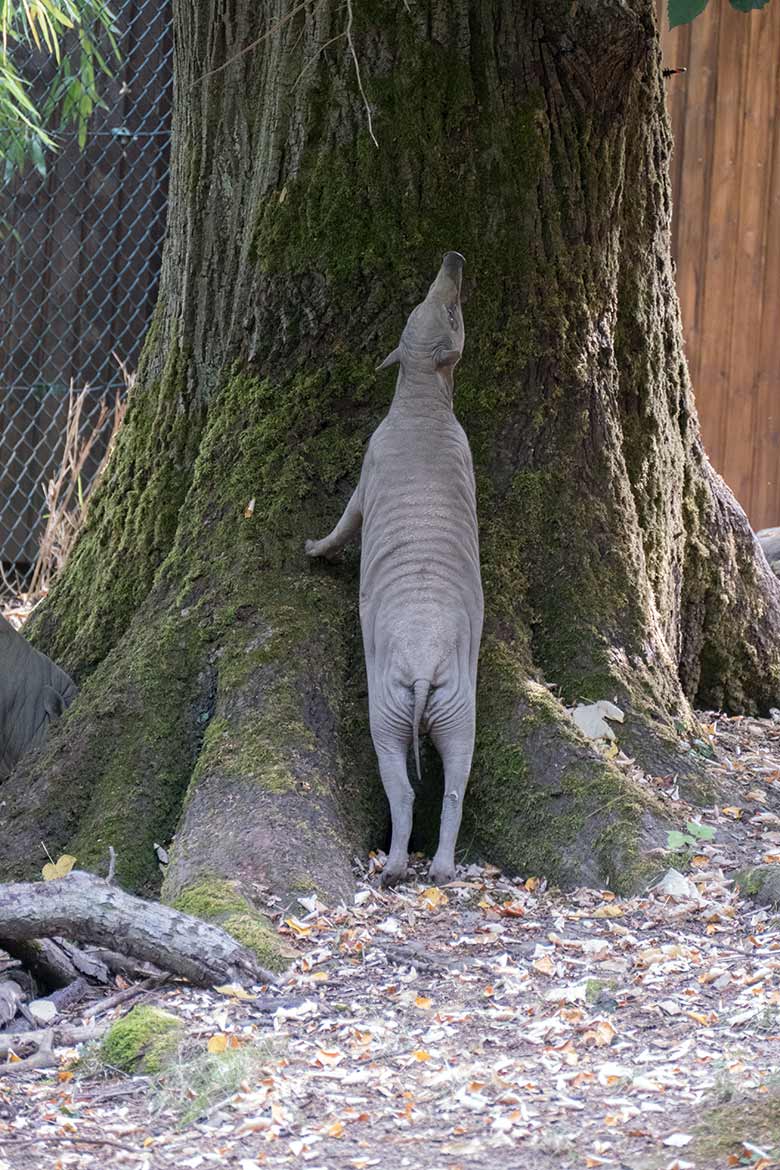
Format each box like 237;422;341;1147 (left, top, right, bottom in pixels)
213;983;255;1001
663;1133;693;1148
419;887;448;910
593;903;624;918
285;917;313;937
208;1033;229;1054
315;1048;345;1067
583;1018;617;1047
42;854;77;881
415;995;433;1010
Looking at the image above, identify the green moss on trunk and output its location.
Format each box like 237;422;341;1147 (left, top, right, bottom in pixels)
169;878;294;972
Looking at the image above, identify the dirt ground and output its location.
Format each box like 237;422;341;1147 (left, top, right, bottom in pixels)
2;709;780;1170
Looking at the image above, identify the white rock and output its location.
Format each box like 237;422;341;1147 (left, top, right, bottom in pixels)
28;998;57;1024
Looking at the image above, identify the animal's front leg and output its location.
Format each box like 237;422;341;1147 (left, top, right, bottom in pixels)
374;739;415;887
428;726;474;885
305;487;362;561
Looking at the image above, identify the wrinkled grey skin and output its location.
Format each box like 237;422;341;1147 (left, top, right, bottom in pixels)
0;614;77;781
758;528;780;576
306;253;483;886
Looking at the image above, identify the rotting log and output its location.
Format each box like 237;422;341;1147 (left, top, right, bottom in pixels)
0;872;276;987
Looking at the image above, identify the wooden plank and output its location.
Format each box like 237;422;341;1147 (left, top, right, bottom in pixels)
721;7;777;516
666;5;719;391
658;5;692;299
685;3;751;500
749;3;780;530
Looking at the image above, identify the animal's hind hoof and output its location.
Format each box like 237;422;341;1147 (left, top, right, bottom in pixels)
428;860;455;886
380;861;408;888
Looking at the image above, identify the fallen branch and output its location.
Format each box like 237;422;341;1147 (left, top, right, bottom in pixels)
0;1028;54;1074
86;974;168;1020
0;1023;106;1058
0;872;275;987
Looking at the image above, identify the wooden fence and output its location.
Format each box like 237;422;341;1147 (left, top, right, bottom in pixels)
660;0;780;530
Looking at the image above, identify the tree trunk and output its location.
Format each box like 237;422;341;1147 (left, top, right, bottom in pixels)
2;0;779;927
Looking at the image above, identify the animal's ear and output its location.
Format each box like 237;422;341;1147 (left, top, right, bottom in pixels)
376;346;401;371
42;685;67;721
435;347;461;368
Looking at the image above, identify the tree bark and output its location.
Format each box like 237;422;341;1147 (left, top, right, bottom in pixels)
1;0;778;915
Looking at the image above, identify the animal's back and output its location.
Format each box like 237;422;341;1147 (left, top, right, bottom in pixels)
359;409;482;690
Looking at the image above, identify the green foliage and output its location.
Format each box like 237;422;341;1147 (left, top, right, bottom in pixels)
669;0;709;26
669;0;771;26
1;0;118;180
666;820;716;850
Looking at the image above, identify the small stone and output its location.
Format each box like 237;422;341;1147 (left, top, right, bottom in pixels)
27;999;57;1025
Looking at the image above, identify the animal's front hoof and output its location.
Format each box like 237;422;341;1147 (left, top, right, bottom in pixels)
380;861;408;888
428;859;455;886
304;539;319;557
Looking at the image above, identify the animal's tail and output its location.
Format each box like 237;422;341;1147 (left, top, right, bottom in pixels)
412;679;432;781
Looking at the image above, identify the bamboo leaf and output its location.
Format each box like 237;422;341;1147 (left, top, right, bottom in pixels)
729;0;770;9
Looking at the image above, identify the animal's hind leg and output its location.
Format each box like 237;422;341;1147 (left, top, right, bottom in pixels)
374;738;415;887
305;488;362;561
428;721;474;885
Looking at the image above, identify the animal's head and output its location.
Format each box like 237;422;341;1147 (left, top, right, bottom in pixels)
378;252;465;381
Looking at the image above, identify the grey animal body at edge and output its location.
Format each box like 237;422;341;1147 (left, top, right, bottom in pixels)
758;527;780;576
0;614;77;781
306;253;483;887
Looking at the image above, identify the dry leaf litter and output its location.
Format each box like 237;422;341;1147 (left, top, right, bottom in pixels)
1;636;780;1169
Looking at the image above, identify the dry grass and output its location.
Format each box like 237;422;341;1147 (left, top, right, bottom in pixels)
24;363;131;605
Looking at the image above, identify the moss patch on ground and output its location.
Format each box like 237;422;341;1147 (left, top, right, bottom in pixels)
670;1090;780;1170
100;1006;183;1074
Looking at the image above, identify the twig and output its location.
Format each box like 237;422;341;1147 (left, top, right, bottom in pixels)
379;943;460;972
106;845;116;884
345;0;378;148
86;973;169;1021
0;1135;136;1152
293;28;347;87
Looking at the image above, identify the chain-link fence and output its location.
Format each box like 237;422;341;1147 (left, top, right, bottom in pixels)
0;0;172;594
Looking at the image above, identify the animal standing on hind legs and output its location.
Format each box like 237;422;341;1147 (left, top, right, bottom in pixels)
306;252;483;887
